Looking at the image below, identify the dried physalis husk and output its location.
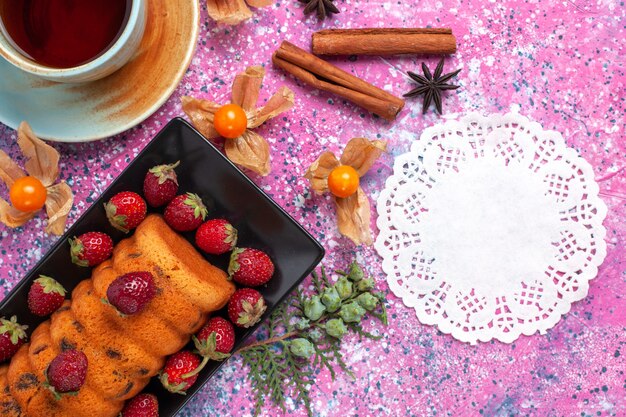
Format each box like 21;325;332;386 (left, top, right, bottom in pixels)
340;138;387;177
228;68;294;176
249;86;295;129
181;97;221;139
0;147;25;188
45;182;74;235
230;66;296;130
0;199;37;228
305;137;387;246
304;151;340;195
18;122;59;187
224;130;271;176
0;122;74;235
206;0;274;25
182;65;295;177
232;66;264;112
335;187;373;246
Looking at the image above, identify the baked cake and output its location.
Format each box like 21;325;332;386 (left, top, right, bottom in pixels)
0;215;235;416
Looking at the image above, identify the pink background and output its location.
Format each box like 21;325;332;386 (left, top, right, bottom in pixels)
1;0;625;415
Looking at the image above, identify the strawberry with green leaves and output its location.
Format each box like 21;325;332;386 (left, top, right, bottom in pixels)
187;317;235;376
28;276;66;316
228;288;267;328
143;161;180;208
228;248;274;287
69;231;113;267
195;219;238;255
195;317;235;358
159;351;201;395
0;316;27;362
105;191;147;233
164;193;207;232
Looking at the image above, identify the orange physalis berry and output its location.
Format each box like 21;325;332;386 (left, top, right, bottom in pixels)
328;165;359;198
9;176;47;212
213;104;248;139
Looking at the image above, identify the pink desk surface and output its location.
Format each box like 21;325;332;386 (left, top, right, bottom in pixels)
1;0;625;416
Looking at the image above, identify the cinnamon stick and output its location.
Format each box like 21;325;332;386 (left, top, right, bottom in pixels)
272;41;404;121
312;28;457;56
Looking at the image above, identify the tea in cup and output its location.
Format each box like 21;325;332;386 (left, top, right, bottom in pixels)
0;0;147;83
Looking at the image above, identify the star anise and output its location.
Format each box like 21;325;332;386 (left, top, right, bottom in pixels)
403;58;461;115
299;0;339;20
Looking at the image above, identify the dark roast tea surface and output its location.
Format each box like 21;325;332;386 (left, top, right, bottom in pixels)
0;0;131;68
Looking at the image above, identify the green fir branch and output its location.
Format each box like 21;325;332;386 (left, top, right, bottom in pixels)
282;305;294;334
235;259;389;417
319;265;331;286
284;348;315;416
372;301;389;326
292;286;306;315
312;344;337;380
268;303;286;338
310;271;324;294
347;322;383;341
327;338;355;379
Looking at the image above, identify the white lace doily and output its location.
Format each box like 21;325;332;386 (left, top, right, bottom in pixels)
375;113;607;344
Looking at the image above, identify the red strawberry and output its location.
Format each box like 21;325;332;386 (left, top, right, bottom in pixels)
105;191;147;233
195;219;238;255
187;317;235;376
159;351;201;395
69;231;113;267
28;276;66;316
227;288;267;328
193;317;235;361
0;316;28;362
45;349;88;398
228;248;274;287
143;161;180;208
163;193;207;232
106;272;156;315
121;393;159;417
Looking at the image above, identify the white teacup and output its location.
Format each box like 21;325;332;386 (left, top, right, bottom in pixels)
0;0;147;83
